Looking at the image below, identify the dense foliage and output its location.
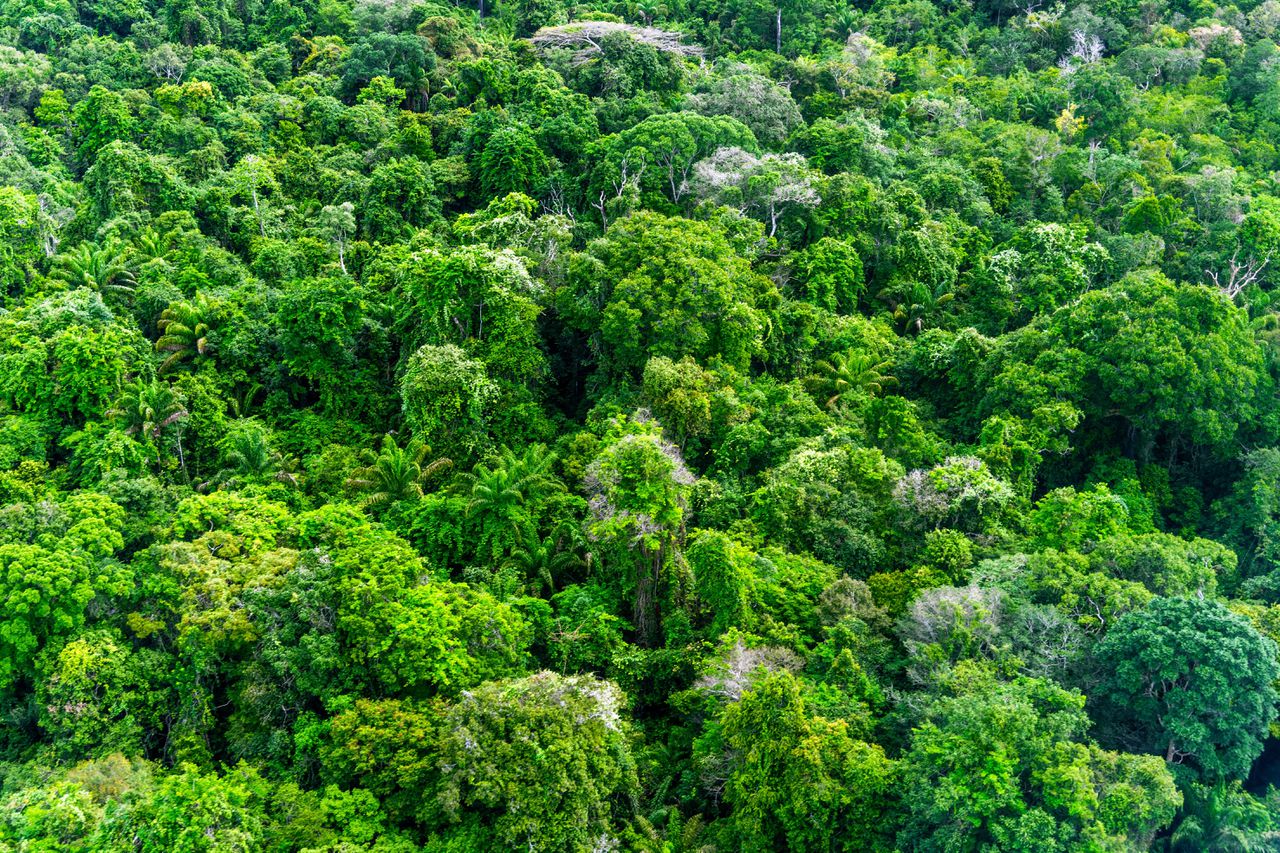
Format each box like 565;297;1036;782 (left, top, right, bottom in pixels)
4;0;1280;848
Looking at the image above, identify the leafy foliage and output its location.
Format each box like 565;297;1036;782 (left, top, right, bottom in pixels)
1;0;1280;847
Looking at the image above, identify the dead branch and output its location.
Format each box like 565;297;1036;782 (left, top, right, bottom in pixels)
530;22;704;65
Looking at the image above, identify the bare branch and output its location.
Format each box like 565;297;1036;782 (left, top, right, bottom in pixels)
530;22;704;65
1207;247;1271;300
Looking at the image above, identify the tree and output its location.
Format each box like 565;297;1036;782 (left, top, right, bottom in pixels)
1170;780;1277;853
340;32;434;107
529;21;704;68
641;356;716;449
687;529;757;635
154;294;216;373
594;112;758;210
810;349;895;412
789;236;864;315
275;274;369;414
455;444;562;562
92;763;269;852
208;420;299;490
435;671;639;850
477;124;548;198
506;525;584;595
982;271;1265;459
0;293;149;428
1093;596;1279;778
35;629;168;759
0;496;128;690
888;277;956;335
315;202;356;273
400;344;497;459
72;85;136;165
345;434;452;510
361;157;440;241
81;142;189;223
394;246;546;385
691;147;821;237
1214;448;1280;584
894;456;1017;535
751;444;903;572
569;212;778;375
715;670;897;852
109;378;189;476
900;669;1181;852
687;70;803;150
50;240;136;295
585;417;695;645
0;187;40;300
984;222;1108;322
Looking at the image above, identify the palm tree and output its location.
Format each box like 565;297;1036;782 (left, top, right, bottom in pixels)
110;378;187;441
456;444;563;559
132;227;174;264
109;378;189;477
345;434;452;510
51;239;136;294
826;8;859;41
810;349;896;411
206;422;300;490
228;381;265;419
890;279;955;334
155;294;217;374
1171;781;1275;852
633;0;667;25
629;809;714;853
506;522;586;594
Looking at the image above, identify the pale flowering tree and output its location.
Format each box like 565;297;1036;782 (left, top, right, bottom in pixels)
897;585;1006;685
894;456;1016;534
824;32;894;100
687;68;802;148
691;146;820;237
694;638;803;702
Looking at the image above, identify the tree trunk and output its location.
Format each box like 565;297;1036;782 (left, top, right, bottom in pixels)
633;549;662;647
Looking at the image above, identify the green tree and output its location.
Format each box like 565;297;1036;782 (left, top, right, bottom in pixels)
455;444;562;563
715;670;897;852
585;417;694;645
569;212;778;375
478;124;548;198
154;294;216;374
983;271;1265;459
51;240;136;295
789;236;864;315
1094;596;1280;778
809;348;895;412
72;85;136;165
109;378;189;476
345;434;452;510
0;499;128;690
1170;780;1277;853
435;671;639;851
0;187;41;301
400;344;497;459
900;668;1181;852
92;763;268;852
